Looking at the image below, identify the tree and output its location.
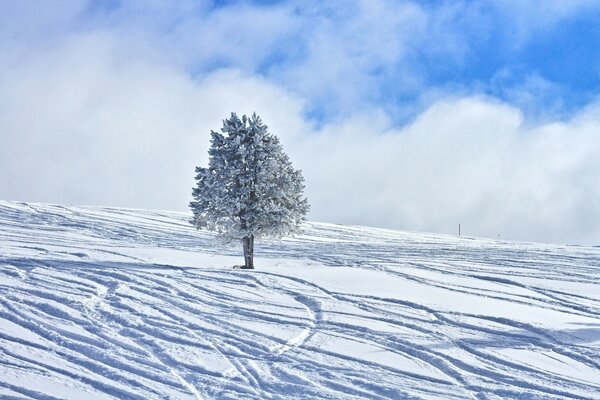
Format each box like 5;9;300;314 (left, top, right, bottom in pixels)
190;112;309;269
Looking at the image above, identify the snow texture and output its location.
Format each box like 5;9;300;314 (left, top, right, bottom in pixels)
0;200;599;399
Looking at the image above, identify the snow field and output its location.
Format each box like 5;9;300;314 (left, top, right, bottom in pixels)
0;200;599;399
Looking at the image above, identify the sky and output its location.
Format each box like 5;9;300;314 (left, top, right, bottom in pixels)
1;0;600;245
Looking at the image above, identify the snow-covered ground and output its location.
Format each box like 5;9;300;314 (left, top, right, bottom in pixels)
0;200;599;399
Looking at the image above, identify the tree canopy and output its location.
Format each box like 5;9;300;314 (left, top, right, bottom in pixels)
190;113;309;268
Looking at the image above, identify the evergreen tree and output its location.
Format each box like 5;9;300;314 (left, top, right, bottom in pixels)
190;113;309;269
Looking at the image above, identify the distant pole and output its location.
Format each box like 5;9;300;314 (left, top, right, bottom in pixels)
459;224;461;237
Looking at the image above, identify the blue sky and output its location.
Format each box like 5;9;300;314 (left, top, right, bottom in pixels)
1;0;600;244
5;1;600;122
79;0;600;122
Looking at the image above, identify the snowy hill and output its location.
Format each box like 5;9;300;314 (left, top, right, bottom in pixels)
0;200;599;400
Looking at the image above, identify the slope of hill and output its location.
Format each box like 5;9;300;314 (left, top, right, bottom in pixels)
0;200;599;399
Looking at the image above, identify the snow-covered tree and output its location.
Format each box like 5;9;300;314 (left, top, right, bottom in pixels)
190;113;309;269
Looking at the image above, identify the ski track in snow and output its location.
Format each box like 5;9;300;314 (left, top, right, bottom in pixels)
0;200;599;399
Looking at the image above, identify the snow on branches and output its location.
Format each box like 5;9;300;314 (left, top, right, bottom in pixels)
190;113;309;268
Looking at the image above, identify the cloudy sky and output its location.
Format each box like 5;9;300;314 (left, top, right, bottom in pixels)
1;0;600;244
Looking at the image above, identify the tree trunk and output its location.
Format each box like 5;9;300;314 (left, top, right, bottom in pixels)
242;235;254;269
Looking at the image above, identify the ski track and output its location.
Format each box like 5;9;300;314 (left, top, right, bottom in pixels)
0;200;599;399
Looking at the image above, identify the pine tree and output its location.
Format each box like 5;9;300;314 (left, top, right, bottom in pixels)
190;112;309;269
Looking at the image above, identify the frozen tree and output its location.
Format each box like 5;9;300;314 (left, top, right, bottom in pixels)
190;113;309;269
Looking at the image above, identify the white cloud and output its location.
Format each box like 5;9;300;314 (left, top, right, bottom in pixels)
297;97;600;244
1;1;599;245
0;30;307;211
